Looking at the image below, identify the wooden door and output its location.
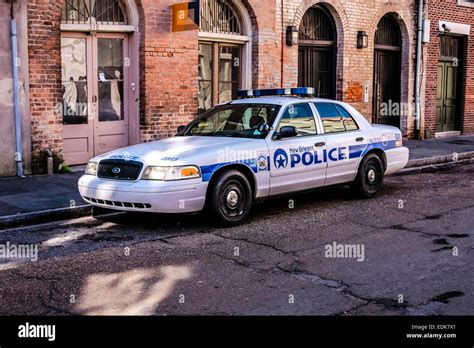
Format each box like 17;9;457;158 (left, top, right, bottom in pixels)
94;34;129;156
62;33;94;165
436;61;457;132
373;49;401;128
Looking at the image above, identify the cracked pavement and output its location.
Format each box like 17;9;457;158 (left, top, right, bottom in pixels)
0;162;472;315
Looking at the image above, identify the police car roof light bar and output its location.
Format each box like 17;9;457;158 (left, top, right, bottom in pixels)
237;87;316;98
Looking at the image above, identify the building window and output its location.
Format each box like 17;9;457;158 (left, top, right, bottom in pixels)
458;0;474;8
61;0;128;25
199;0;250;114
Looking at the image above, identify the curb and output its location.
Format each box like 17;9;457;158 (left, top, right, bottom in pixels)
406;150;474;168
0;205;95;230
1;151;474;229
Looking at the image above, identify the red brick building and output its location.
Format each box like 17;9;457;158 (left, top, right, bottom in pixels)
422;0;474;138
3;0;419;176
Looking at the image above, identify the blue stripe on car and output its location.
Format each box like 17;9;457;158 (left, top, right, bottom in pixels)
201;159;258;182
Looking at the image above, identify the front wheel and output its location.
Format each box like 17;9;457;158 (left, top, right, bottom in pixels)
208;170;253;226
352;153;384;198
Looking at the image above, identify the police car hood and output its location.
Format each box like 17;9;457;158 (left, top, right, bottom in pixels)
92;136;263;166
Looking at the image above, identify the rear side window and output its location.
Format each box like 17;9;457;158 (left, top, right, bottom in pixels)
335;105;359;131
314;103;359;133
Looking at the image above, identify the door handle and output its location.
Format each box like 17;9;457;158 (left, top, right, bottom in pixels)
92;95;98;103
356;137;364;142
314;142;326;147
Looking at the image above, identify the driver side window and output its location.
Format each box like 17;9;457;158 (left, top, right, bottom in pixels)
278;103;317;137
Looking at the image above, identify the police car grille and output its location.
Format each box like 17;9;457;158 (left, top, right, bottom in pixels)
97;160;143;180
83;197;152;210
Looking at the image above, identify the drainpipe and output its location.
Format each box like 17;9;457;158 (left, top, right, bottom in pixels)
281;0;284;88
10;0;23;176
414;0;424;139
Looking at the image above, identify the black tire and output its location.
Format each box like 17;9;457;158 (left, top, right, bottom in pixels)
352;153;384;198
208;170;253;226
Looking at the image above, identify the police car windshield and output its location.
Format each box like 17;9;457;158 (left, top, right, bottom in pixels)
185;104;281;138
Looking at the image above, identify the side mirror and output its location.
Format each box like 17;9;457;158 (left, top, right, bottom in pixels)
276;126;298;139
177;125;186;134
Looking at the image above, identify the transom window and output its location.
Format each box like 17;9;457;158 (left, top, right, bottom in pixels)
61;0;128;25
315;103;359;133
200;0;242;35
375;15;401;48
299;5;336;42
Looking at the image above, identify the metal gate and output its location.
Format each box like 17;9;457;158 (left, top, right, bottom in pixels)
373;15;402;128
298;5;336;99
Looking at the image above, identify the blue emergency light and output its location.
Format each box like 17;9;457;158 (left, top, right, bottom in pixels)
237;87;316;98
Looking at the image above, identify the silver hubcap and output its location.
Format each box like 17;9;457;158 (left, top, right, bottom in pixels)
226;190;239;208
367;169;376;183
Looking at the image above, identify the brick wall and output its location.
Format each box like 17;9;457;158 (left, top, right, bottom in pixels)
25;0;417;174
27;0;63;172
424;0;474;136
139;0;199;141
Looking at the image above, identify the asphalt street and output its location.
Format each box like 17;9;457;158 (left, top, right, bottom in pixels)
0;162;472;315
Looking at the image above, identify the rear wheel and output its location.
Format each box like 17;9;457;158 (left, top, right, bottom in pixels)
352;153;384;198
208;170;253;226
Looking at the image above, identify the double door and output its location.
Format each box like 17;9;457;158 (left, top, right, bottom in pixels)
61;32;129;165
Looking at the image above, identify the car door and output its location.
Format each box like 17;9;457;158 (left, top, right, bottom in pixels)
266;102;328;195
313;102;365;186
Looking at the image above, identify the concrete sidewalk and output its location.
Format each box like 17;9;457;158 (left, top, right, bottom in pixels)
1;135;474;228
0;171;96;228
405;135;474;167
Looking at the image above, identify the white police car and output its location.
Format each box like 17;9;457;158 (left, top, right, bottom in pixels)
78;88;409;226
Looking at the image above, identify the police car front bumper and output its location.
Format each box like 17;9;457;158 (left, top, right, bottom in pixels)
78;175;208;213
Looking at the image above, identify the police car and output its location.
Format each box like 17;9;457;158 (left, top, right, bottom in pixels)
78;88;409;226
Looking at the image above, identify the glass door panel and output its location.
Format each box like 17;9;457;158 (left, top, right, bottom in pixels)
93;34;129;156
198;43;213;114
97;38;124;122
61;34;94;166
61;37;88;124
218;44;241;104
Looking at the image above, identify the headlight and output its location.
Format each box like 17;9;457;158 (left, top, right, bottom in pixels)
142;166;201;181
85;162;98;176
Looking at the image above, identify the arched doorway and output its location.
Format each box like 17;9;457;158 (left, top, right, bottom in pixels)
373;14;402;128
198;0;252;114
60;0;139;165
298;4;337;99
